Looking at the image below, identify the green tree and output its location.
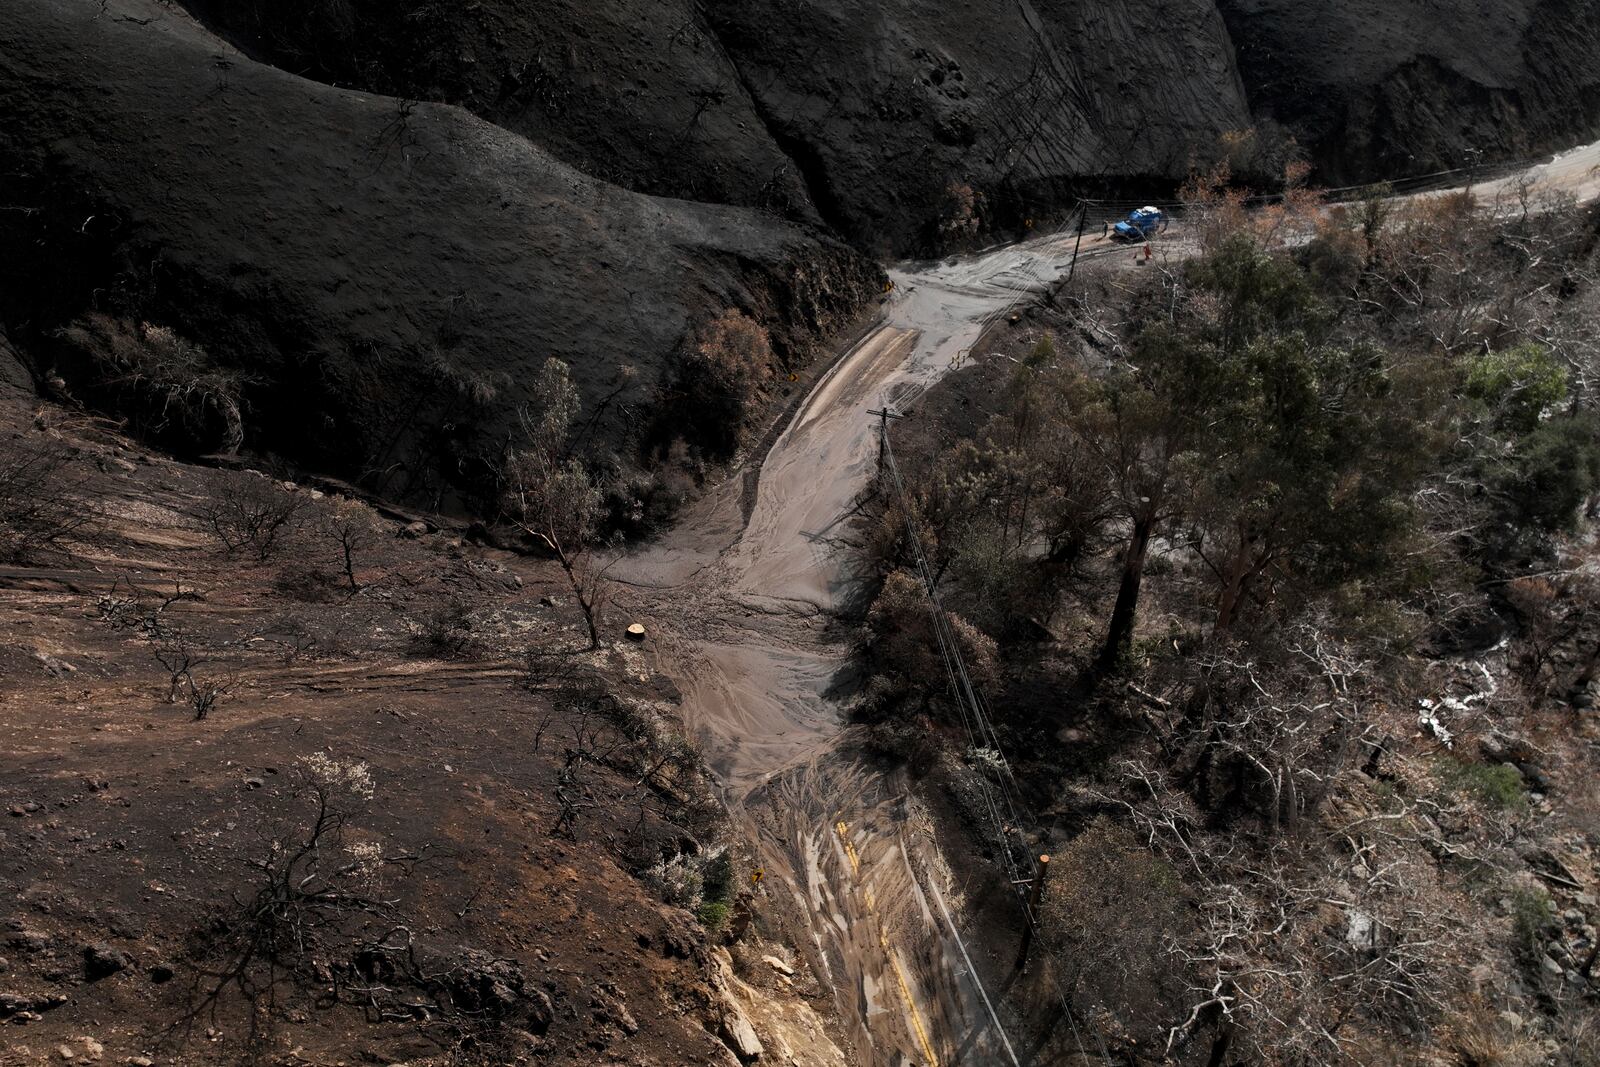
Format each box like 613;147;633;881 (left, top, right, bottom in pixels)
1502;413;1600;532
1071;321;1246;672
1465;344;1568;435
1187;335;1426;635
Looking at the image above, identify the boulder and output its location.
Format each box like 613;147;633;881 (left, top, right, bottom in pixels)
83;943;132;981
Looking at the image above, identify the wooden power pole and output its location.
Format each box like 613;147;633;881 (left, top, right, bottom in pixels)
1012;854;1051;974
868;406;907;477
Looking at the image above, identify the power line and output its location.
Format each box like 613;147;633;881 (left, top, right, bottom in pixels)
879;424;1110;1067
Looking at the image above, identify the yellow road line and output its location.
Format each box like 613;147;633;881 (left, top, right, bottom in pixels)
836;822;940;1067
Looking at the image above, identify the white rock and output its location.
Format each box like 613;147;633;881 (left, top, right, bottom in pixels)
720;996;764;1063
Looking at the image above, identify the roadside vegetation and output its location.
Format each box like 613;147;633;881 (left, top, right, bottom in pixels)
861;172;1600;1064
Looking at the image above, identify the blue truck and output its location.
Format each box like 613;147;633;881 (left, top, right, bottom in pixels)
1110;206;1166;241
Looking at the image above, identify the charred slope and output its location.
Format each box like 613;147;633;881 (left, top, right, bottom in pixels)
700;0;1255;253
173;0;1256;254
171;0;1600;256
0;0;878;503
1219;0;1600;183
173;0;822;225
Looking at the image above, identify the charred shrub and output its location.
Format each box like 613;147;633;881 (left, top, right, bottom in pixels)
58;314;252;454
0;434;93;562
414;598;481;660
601;465;689;540
196;472;310;562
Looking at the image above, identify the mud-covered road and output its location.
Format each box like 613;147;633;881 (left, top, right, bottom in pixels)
612;225;1118;1066
611;137;1600;1067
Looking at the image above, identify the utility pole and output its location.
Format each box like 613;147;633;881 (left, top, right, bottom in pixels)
1011;854;1051;974
1064;203;1089;286
1465;146;1484;194
868;406;907;477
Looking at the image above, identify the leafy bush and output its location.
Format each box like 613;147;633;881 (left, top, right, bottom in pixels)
643;845;737;930
1500;413;1600;532
413;599;481;660
863;569;998;719
700;850;734;908
1037;818;1189;1030
1440;758;1527;811
1509;887;1554;969
1465;344;1568;435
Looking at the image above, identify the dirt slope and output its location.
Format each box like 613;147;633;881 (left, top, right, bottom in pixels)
174;0;819;223
0;0;879;504
0;384;854;1065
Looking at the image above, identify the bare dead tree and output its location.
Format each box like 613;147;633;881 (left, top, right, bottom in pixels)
316;496;381;593
98;577;237;719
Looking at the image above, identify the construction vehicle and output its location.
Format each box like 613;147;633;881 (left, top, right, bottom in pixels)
1110;206;1166;241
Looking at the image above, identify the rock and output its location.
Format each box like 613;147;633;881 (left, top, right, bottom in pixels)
426;949;530;1017
719;997;764;1063
401;521;430;539
761;955;794;977
10;928;52;954
83;943;132;981
34;652;76;677
655;907;707;964
1513;760;1554;793
1016;616;1058;643
243;777;264;789
81;1037;104;1060
147;963;174;984
126;1059;154;1067
526;988;554;1035
1541;955;1564;977
58;1046;75;1061
503;1028;544;1054
645;673;682;704
590;985;639;1035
